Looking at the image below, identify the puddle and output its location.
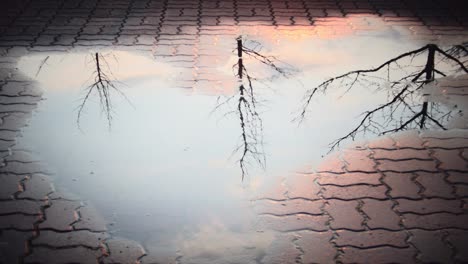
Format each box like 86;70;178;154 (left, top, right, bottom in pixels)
14;15;464;262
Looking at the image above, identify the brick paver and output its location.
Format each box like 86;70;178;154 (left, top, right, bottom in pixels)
1;0;468;263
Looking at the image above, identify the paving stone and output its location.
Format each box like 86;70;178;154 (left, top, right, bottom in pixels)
285;174;320;200
140;252;179;264
339;246;416;264
136;35;156;45
0;161;47;175
315;152;345;173
73;204;108;231
39;200;81;231
342;149;377;172
24;247;102;264
258;213;328;232
361;199;401;230
5;47;29;58
17;174;55;200
335;229;408;248
325;200;364;231
0;113;30;132
0;174;24;199
416;172;454;198
5;150;40;163
0;230;33;264
377;159;438;172
373;148;432;160
447;171;468;184
402;213;468;230
0;82;39;97
254;199;323;216
392;130;425;149
446;230;468;262
47;186;81;201
456;184;468;197
115;34;138;45
420;130;468;139
383;172;421;199
464;149;468;161
366;135;396;149
102;238;146;264
296;231;335;263
0;139;15;151
410;230;453;263
424;137;468;148
32;230;108;248
0;95;40;105
261;234;300;264
0;104;37;114
317;172;381;186
322;185;387;200
0;214;37;230
396;198;463;214
432;148;467;171
0;200;44;215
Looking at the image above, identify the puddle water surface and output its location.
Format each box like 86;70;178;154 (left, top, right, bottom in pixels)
16;17;454;262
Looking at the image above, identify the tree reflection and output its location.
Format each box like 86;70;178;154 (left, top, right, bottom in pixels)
77;52;129;130
298;43;468;151
217;36;295;180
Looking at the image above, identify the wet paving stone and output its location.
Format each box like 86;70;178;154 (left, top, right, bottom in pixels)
0;174;25;199
39;200;81;231
383;172;421;199
295;231;336;263
0;200;44;215
317;172;382;186
321;185;387;200
339;246;416;264
32;230;108;248
260;234;301;264
24;247;103;264
395;198;463;214
73;204;108;232
361;199;401;230
258;214;329;232
409;230;453;263
17;174;54;200
101;238;145;264
415;172;455;198
335;229;408;248
325;200;364;231
0;230;33;264
0;214;38;230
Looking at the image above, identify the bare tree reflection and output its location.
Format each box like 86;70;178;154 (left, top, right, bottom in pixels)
35;55;49;77
77;52;128;129
234;37;265;181
298;43;468;151
217;36;295;180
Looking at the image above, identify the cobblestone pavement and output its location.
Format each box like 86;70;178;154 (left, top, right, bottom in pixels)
1;0;468;263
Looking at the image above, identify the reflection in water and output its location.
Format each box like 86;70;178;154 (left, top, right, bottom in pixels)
35;55;49;77
219;36;297;179
15;19;447;261
77;52;130;129
298;43;468;150
234;36;265;181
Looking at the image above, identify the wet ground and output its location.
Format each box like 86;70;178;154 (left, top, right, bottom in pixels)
1;0;468;263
